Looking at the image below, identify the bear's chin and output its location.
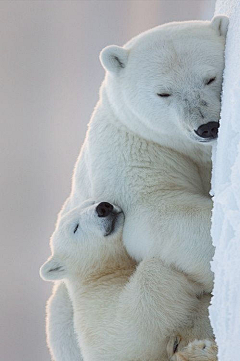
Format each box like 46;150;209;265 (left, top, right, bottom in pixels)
188;132;218;145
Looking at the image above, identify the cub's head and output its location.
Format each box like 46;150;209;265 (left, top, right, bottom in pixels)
100;16;229;147
40;200;125;281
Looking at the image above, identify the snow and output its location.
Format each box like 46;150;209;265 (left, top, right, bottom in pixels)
210;0;240;359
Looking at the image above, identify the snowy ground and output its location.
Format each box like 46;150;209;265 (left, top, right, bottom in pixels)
210;0;240;359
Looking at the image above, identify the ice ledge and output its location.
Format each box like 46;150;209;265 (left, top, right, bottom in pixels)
210;1;240;359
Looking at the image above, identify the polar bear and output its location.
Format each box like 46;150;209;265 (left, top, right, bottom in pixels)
46;16;229;360
41;201;213;361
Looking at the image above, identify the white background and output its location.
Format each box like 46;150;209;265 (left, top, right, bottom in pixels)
0;1;215;360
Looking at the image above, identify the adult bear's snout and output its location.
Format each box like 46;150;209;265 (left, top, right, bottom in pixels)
195;121;219;139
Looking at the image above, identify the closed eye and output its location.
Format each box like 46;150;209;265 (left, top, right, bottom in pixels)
157;93;171;97
73;223;79;234
206;77;216;85
173;337;180;354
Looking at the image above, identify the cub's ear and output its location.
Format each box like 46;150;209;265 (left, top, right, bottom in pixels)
100;45;128;73
40;256;66;281
210;15;229;37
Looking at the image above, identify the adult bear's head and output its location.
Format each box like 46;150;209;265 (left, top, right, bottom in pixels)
100;16;228;149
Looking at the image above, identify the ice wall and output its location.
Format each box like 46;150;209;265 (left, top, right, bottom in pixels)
210;1;240;359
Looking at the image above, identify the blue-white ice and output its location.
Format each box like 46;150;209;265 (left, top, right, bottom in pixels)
210;0;240;359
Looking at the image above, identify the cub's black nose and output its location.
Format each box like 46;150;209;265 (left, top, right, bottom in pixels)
195;122;219;139
96;202;114;217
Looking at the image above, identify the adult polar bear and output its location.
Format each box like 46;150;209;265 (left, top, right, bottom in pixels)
47;16;228;360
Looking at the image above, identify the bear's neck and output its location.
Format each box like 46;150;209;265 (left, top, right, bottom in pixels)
99;82;212;173
64;253;135;349
66;251;135;292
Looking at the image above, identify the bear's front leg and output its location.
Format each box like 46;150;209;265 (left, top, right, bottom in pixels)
171;340;218;361
112;258;202;360
46;282;83;361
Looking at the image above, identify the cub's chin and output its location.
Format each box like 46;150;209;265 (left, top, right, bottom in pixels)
104;212;124;237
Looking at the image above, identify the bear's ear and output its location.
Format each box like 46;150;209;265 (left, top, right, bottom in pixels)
210;15;229;37
40;256;67;281
100;45;128;74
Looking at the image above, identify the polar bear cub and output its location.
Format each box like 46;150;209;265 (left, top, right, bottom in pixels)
40;200;210;361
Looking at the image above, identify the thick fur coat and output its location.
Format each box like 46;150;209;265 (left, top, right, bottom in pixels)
44;16;228;360
41;202;214;360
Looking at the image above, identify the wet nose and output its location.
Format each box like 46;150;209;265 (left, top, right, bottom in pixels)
96;202;114;217
195;122;219;139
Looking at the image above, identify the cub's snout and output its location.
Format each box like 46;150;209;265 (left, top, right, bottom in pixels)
195;121;219;141
96;202;114;217
95;202;123;236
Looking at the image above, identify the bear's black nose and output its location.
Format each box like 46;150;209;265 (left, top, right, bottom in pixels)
96;202;114;217
195;122;219;139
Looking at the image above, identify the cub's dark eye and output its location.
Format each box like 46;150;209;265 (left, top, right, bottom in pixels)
157;93;171;97
206;77;216;85
73;223;79;234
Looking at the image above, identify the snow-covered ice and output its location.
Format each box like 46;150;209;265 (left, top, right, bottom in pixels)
210;0;240;359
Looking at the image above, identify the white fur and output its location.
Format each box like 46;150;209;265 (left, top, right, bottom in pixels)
45;16;228;360
41;202;213;361
167;294;215;359
171;339;218;361
46;282;82;361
